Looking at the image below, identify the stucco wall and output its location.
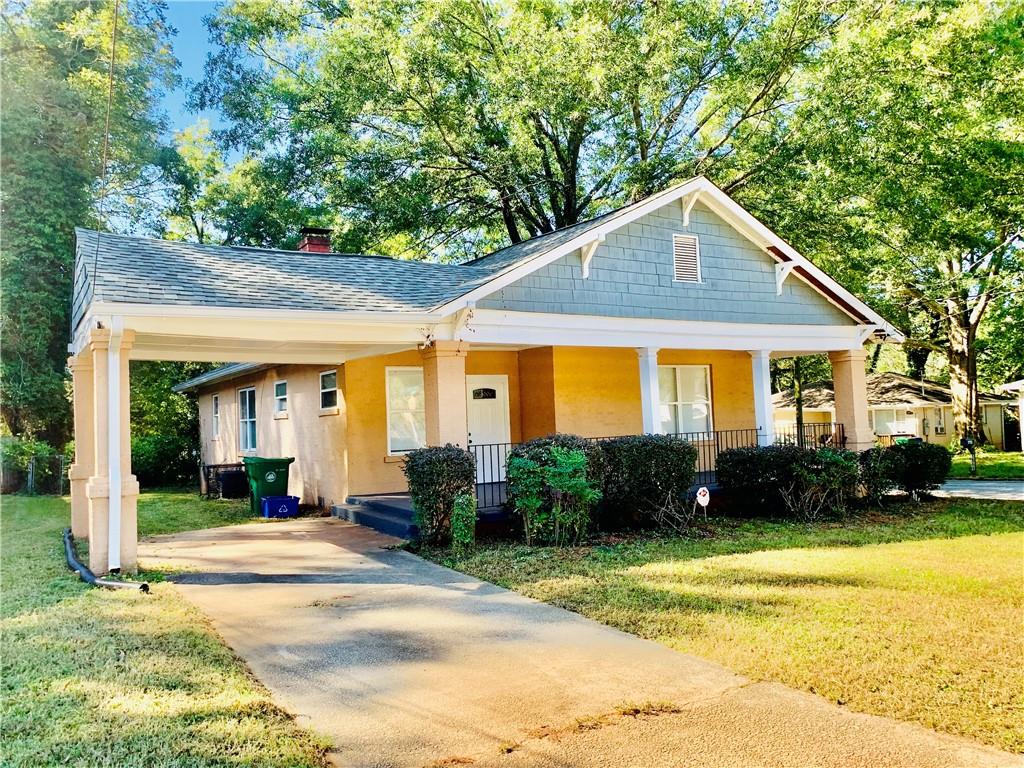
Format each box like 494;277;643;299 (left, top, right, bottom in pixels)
478;200;854;326
198;364;347;507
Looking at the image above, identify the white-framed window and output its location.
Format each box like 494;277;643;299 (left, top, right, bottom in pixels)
386;367;426;454
672;234;701;283
659;365;713;434
238;387;257;452
211;394;220;438
274;380;288;414
319;370;338;410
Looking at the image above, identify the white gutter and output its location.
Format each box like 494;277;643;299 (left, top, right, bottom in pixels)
107;317;123;572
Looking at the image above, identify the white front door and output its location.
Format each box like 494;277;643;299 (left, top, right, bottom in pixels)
466;374;511;484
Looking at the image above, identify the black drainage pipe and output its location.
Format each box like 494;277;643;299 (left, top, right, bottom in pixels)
63;528;149;593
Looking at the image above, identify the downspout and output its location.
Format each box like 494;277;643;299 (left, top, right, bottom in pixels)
107;317;123;572
64;528;147;592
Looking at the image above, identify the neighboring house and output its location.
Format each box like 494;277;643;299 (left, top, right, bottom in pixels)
997;380;1024;453
68;176;902;574
773;372;1013;449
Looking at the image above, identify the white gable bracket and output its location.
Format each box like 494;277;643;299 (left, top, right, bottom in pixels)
682;192;700;227
453;302;475;336
580;235;605;279
775;262;798;295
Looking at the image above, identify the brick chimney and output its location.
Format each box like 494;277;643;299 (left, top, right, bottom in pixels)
297;226;332;253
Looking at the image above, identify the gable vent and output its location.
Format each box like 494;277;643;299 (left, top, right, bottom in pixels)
672;234;701;282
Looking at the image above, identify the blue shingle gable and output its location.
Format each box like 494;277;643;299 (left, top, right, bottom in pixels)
476;200;854;326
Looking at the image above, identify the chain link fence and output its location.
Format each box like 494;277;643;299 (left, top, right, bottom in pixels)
1;455;67;496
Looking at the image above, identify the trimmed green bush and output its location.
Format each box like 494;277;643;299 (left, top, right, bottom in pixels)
131;434;197;488
886;441;952;496
717;444;860;520
599;434;698;530
450;492;477;555
402;444;475;545
506;436;602;545
858;447;900;506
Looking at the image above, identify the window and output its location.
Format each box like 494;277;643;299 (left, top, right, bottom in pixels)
659;365;712;434
211;395;220;437
319;370;338;410
386;367;425;453
274;380;288;414
238;387;257;452
672;234;701;282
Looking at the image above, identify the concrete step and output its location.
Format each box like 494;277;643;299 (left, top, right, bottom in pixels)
331;503;418;540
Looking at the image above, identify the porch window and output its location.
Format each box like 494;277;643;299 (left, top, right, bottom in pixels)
274;380;288;414
386;367;425;453
320;370;338;409
658;365;712;434
238;387;257;452
212;395;220;438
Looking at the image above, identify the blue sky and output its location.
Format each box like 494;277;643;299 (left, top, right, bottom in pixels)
162;1;222;134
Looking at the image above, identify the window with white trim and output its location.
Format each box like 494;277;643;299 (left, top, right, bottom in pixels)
386;367;425;453
238;387;257;452
212;395;220;437
672;234;701;282
319;370;338;409
274;380;288;414
659;365;713;434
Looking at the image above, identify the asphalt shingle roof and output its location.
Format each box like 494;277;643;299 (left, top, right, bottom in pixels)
772;372;1012;409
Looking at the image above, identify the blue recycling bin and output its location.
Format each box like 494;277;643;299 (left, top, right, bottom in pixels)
260;495;299;519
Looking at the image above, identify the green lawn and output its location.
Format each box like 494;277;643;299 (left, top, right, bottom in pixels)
430;499;1024;753
950;450;1024;479
0;492;330;767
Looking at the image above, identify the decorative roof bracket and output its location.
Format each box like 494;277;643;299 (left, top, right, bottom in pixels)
775;262;798;295
580;235;605;279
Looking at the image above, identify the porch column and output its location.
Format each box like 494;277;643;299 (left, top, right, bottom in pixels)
637;347;662;434
420;340;469;447
829;349;872;452
68;352;94;539
749;350;775;446
85;325;140;574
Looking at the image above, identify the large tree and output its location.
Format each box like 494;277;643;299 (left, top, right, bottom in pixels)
0;0;174;444
199;0;855;258
746;0;1024;442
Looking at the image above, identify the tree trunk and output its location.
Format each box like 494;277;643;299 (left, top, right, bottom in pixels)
947;317;986;444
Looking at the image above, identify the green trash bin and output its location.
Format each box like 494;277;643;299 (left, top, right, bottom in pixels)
242;457;295;514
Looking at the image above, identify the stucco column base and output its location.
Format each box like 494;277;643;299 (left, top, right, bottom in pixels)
119;476;140;573
829;349;873;452
420;341;469;447
68;463;92;539
85;478;111;574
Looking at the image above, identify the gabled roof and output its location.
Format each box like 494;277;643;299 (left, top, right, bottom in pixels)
773;372;1013;410
73;176;901;340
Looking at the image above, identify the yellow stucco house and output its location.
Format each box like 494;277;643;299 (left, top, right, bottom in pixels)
68;177;901;573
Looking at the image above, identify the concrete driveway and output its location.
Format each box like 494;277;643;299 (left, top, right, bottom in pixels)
934;479;1024;501
140;519;1021;768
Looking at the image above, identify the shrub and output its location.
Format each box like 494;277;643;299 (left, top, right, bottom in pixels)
599;434;698;530
132;434;197;488
716;443;811;511
886;441;952;497
450;492;477;555
858;447;899;506
402;444;475;545
1;437;61;494
506;437;602;545
717;444;859;520
778;447;860;521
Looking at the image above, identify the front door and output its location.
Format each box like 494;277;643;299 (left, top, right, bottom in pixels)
466;375;511;484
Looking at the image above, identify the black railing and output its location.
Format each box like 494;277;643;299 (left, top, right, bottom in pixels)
775;422;847;449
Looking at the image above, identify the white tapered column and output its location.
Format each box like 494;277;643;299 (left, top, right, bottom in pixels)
750;350;775;446
637;347;662;434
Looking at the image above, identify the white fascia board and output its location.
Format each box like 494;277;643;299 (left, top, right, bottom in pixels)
444;309;867;352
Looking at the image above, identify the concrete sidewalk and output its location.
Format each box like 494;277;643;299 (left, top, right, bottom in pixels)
140;519;1021;768
934;479;1024;501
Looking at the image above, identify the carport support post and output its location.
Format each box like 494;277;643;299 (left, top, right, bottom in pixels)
421;340;469;447
84;326;140;574
829;349;872;452
68;353;94;539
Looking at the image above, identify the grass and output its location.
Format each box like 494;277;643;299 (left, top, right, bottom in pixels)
137;488;260;536
0;493;330;767
429;499;1024;753
950;450;1024;479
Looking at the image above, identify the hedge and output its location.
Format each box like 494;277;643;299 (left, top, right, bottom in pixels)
402;444;476;545
886;441;951;496
599;434;698;530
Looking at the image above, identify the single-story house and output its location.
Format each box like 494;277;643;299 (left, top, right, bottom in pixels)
997;379;1024;452
67;176;901;573
773;371;1014;449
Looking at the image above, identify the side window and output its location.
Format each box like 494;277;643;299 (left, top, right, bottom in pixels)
320;370;338;410
212;394;220;437
274;380;288;414
238;387;257;452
